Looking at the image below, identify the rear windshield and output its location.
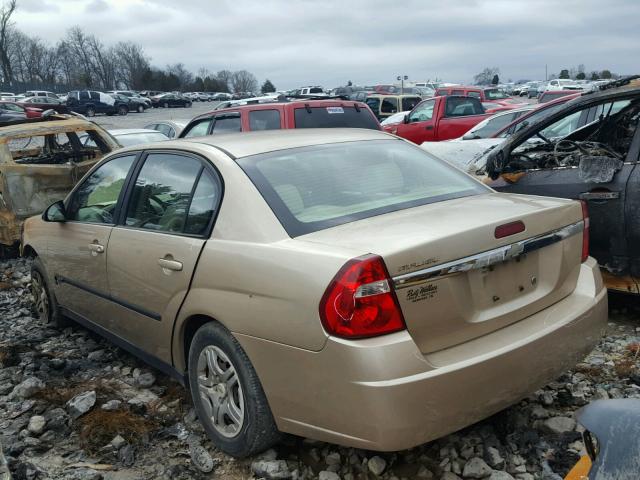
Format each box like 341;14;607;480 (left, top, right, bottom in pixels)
238;139;488;236
294;106;379;130
484;89;509;100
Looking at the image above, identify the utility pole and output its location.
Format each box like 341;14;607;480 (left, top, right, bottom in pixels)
397;75;408;94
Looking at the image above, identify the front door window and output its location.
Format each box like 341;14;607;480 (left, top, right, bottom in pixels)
67;155;135;223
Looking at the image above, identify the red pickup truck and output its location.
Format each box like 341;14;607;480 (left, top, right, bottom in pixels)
383;95;492;143
434;86;524;106
179;99;380;138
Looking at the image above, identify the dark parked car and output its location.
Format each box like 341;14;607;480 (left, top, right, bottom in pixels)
150;93;192;108
110;93;147;113
67;90;129;117
19;96;69;113
485;80;640;294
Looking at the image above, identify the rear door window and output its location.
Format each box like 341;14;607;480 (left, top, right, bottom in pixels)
381;98;398;114
249;109;281;131
79;91;90;100
212;115;242;133
294;106;379;130
125;153;202;233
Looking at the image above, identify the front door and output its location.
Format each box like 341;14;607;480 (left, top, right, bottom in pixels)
49;154;137;322
395;99;436;144
105;152;222;361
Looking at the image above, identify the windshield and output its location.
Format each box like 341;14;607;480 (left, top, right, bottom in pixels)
238;139;487;236
484;89;509;100
294;106;379;130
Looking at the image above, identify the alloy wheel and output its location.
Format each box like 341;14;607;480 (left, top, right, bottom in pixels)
31;271;49;322
197;345;245;438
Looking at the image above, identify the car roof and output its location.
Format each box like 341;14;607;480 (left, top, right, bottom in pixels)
109;128;163;135
116;128;395;159
193;99;370;120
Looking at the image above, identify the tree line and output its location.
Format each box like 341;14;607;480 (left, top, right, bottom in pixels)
0;0;269;93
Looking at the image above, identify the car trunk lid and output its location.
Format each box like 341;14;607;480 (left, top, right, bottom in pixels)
299;193;584;353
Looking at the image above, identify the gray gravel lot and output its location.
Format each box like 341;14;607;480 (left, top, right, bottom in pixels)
91;101;221;131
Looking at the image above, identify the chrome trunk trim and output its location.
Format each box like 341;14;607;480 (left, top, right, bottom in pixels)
392;220;584;289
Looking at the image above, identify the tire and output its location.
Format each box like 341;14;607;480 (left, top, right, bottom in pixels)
185;102;192;108
85;107;95;117
188;322;280;457
163;102;169;108
137;104;144;113
31;257;69;328
118;105;128;116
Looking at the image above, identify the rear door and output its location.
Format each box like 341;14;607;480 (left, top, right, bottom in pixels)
493;100;639;283
105;151;222;359
394;98;437;143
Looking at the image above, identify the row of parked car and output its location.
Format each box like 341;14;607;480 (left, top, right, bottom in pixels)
0;89;197;120
0;77;638;474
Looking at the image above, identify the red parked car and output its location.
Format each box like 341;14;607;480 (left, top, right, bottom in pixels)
0;101;42;118
18;96;69;114
179;99;380;138
383;95;492;143
435;86;526;107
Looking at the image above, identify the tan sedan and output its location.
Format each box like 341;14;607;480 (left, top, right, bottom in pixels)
22;129;607;457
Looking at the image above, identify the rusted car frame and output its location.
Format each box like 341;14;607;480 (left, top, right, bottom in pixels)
0;115;118;254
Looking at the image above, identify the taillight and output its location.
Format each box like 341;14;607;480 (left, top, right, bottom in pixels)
319;254;406;339
581;200;590;262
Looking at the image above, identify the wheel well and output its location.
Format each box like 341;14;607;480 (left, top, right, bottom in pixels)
21;244;36;258
182;314;216;367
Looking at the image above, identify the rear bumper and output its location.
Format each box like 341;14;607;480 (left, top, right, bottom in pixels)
237;258;607;451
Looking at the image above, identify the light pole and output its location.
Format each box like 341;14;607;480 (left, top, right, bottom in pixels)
397;75;408;94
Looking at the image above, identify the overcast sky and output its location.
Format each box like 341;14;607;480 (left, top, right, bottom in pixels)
12;0;640;89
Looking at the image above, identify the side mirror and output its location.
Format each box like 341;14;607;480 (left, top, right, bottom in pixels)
403;114;410;124
42;200;66;222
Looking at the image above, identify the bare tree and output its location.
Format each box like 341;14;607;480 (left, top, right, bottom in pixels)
231;70;258;93
65;27;96;87
0;0;16;84
113;42;150;90
167;63;192;89
473;67;500;86
216;69;233;92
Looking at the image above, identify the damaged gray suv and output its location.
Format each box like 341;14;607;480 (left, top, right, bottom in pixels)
485;79;640;294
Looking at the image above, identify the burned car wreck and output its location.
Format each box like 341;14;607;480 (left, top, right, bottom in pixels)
0;115;118;254
485;84;640;293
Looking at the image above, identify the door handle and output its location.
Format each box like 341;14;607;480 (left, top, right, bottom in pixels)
425;125;434;130
88;243;105;254
579;191;620;201
158;258;183;272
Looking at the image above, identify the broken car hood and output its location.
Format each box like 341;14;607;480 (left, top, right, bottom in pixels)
420;138;503;173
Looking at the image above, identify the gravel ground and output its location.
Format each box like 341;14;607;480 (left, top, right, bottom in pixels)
2;258;638;479
89;101;220;131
